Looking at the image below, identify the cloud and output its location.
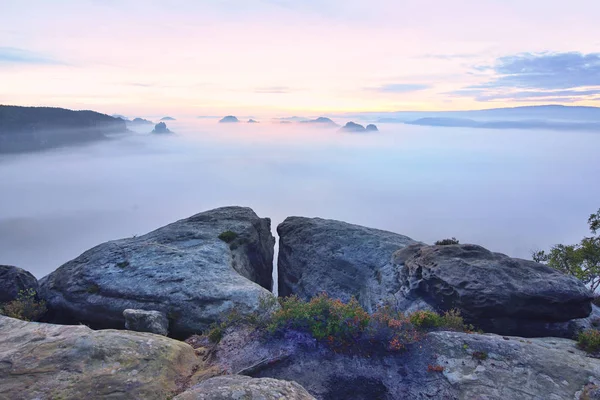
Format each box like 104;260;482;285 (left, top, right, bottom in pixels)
450;52;600;102
475;52;600;90
254;86;291;94
370;83;430;93
0;47;61;65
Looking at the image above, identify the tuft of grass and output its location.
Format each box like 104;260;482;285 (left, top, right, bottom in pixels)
208;324;224;343
86;284;100;294
435;237;460;246
218;231;238;243
116;261;130;269
0;288;47;321
578;329;600;353
472;351;488;361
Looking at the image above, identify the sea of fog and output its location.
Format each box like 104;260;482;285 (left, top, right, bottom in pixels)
1;119;599;279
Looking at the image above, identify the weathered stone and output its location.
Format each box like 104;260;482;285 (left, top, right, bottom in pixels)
40;206;276;337
123;308;169;336
0;265;39;303
394;244;593;336
209;327;600;400
430;331;600;400
277;217;418;312
0;315;199;400
174;375;316;400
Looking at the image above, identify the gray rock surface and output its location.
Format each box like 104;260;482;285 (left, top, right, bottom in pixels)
277;217;418;312
0;315;199;400
40;206;276;337
0;265;39;303
210;327;600;400
124;308;169;336
394;244;593;336
174;375;316;400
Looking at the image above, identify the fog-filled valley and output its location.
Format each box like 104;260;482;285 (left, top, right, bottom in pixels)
2;118;599;278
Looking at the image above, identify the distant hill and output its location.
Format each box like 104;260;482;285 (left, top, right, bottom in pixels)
128;118;153;125
219;116;239;123
160;116;176;121
335;105;600;124
300;117;339;127
0;105;127;153
406;117;600;131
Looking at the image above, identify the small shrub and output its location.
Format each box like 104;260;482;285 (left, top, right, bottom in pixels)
0;288;47;321
409;310;443;330
435;237;460;246
86;284;100;294
578;329;600;353
472;351;488;361
440;309;473;332
116;261;129;269
207;324;224;343
218;231;238;243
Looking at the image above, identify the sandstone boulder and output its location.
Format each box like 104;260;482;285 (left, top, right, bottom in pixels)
209;327;600;400
174;375;316;400
0;315;199;400
0;265;39;303
40;206;276;337
277;217;418;312
124;309;169;336
394;243;593;336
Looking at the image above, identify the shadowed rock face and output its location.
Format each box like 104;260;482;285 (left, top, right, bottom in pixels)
0;265;39;303
174;376;316;400
0;315;199;400
40;206;276;337
394;243;593;336
152;121;171;133
123;309;169;336
277;217;419;312
210;327;600;400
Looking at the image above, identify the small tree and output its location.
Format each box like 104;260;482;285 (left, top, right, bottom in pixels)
533;209;600;292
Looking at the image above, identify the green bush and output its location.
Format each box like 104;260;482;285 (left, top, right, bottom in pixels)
218;231;238;243
409;310;443;329
435;238;460;246
578;329;600;353
207;324;224;343
0;288;47;321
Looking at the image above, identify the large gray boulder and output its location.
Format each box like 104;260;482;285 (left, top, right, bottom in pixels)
0;315;199;400
40;206;276;337
394;243;593;336
209;327;600;400
0;265;39;303
174;375;316;400
277;217;419;312
124;309;169;336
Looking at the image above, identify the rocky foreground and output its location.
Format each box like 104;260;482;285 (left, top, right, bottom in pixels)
1;206;600;399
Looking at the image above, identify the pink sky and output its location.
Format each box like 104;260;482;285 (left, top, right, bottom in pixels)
1;0;600;117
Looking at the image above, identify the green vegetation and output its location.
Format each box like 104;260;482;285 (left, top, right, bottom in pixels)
472;351;488;361
435;237;460;245
218;231;238;243
86;284;100;294
533;209;600;291
205;293;472;353
0;288;47;321
116;261;130;269
577;329;600;353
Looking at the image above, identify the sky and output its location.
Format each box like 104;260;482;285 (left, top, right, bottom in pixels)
1;0;600;116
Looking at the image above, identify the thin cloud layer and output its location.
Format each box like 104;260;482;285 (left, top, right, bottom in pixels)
451;52;600;103
0;47;61;65
371;84;430;93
